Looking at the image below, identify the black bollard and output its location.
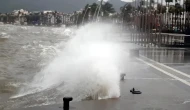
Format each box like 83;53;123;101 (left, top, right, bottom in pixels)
130;88;142;94
63;97;73;110
120;73;126;81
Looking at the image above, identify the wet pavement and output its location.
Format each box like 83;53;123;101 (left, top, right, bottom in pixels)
141;48;190;74
16;47;190;110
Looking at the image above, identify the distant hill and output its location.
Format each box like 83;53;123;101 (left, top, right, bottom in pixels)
0;0;126;13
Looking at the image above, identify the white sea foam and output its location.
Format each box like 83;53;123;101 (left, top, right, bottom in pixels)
0;32;10;38
13;22;123;101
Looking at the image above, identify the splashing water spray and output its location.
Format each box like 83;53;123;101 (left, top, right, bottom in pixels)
12;22;125;101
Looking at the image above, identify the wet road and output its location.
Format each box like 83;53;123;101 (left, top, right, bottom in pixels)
141;48;190;75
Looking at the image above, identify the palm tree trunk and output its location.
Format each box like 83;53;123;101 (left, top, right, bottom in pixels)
165;2;167;30
172;13;173;30
82;4;90;24
156;0;158;32
93;5;99;20
177;12;179;31
182;0;185;32
97;0;103;20
167;2;169;30
159;0;163;33
175;11;176;28
145;0;148;33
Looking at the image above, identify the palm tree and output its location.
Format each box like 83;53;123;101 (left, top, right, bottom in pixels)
185;0;190;12
174;3;183;30
138;1;143;12
76;12;83;25
81;4;90;23
157;3;167;13
175;3;183;13
120;3;133;14
90;3;99;16
95;1;115;20
149;0;154;10
169;5;175;13
184;0;190;31
101;2;115;17
120;4;133;22
82;2;115;21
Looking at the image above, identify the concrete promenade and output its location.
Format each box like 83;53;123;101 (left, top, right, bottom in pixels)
16;47;190;110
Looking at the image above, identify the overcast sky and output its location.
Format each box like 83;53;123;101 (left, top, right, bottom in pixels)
0;0;127;13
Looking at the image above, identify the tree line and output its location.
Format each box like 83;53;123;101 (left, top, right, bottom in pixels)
120;0;190;23
75;2;116;25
